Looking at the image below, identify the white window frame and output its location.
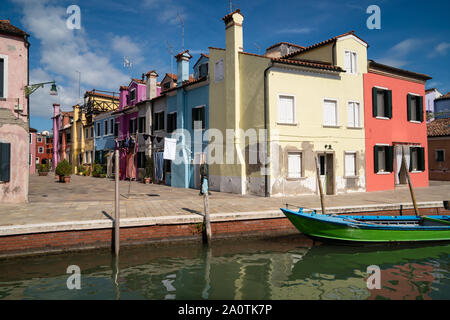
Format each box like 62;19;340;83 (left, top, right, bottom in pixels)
322;98;339;127
287;152;302;179
37;137;42;143
277;94;296;125
0;54;8;98
344;50;357;75
375;143;390;174
344;151;357;177
130;88;136;102
38;146;44;154
347;100;361;128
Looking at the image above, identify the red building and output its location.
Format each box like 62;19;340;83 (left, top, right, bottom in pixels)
364;60;431;192
35;132;53;167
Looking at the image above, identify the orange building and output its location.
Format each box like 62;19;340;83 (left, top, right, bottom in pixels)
364;60;431;191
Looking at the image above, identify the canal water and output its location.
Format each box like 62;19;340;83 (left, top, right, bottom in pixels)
0;235;449;300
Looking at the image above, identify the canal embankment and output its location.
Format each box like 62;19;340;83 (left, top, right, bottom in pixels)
1;201;449;258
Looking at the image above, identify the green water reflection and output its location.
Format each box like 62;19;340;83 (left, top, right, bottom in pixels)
0;235;449;300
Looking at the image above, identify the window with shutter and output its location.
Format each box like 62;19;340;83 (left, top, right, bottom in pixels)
0;142;11;182
192;107;205;130
138;117;146;133
288;153;301;178
347;102;360;127
374;145;393;173
278;95;295;124
344;51;357;74
0;58;4;98
345;152;356;177
407;94;423;122
110;119;114;135
323;99;337;126
104;120;108;136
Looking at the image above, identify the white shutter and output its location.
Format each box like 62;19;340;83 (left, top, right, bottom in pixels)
351;52;357;74
354;102;360;127
288;153;301;178
278;95;294;124
347;102;355;127
344;51;351;73
345;153;356;177
323;100;337;126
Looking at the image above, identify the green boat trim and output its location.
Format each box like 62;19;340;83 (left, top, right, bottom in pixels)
280;208;450;243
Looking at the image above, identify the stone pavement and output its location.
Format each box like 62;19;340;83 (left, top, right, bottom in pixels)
0;173;449;232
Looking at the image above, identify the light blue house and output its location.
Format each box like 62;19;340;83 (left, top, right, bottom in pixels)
434;92;450;119
164;50;209;189
94;110;117;164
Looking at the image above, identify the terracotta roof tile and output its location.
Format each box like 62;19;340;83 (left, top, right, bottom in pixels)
280;31;367;59
222;9;243;23
272;57;345;72
368;60;432;81
0;19;29;38
427;118;450;137
131;78;146;85
174;49;192;60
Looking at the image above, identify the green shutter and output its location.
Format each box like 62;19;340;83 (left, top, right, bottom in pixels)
418;147;425;171
374;145;379;173
372;87;378;117
0;143;11;182
418;96;424;122
386;146;393;172
386;90;393;118
407;94;411;121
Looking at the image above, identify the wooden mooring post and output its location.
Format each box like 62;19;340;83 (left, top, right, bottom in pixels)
402;154;420;216
114;149;120;256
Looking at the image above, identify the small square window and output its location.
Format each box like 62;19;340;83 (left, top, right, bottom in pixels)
436;150;445;162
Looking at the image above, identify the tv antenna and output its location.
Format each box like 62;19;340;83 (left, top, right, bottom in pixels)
254;43;261;55
166;41;174;75
177;13;184;50
123;56;133;77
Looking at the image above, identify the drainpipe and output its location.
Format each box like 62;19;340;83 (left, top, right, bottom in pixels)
263;62;273;197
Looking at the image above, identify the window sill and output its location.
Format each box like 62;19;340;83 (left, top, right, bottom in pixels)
375;116;390;120
322;125;341;128
408;120;422;124
344;175;359;179
346;126;363;130
410;170;423;174
376;171;391;175
277;122;298;126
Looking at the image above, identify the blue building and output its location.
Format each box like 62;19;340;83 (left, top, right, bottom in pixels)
435;92;450;119
164;50;209;189
94;110;117;164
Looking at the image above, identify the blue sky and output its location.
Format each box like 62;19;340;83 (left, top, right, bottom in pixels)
3;0;449;131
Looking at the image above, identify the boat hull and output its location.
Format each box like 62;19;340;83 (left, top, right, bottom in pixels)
281;208;450;243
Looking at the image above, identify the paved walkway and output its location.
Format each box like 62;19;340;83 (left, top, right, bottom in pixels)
0;174;449;230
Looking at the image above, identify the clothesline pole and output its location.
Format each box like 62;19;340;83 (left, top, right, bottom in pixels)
114;149;120;256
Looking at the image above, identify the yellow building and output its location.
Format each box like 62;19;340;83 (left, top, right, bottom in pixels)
71;90;119;174
209;10;367;196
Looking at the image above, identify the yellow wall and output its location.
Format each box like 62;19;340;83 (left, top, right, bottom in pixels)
294;42;334;63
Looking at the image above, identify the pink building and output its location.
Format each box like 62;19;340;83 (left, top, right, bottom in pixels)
0;20;30;203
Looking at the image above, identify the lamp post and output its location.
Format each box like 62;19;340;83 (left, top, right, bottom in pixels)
25;80;58;97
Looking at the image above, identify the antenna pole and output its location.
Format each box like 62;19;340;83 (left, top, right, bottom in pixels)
177;14;184;50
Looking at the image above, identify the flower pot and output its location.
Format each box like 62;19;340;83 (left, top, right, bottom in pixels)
144;178;151;184
39;172;48;176
55;174;59;180
64;176;70;183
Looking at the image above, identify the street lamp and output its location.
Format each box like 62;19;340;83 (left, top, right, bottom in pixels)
25;80;58;97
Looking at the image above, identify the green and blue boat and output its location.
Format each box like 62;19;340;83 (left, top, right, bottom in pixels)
280;207;450;243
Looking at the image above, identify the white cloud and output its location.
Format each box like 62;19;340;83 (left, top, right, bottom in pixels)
111;35;144;65
376;38;421;68
429;42;450;58
12;0;129;118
